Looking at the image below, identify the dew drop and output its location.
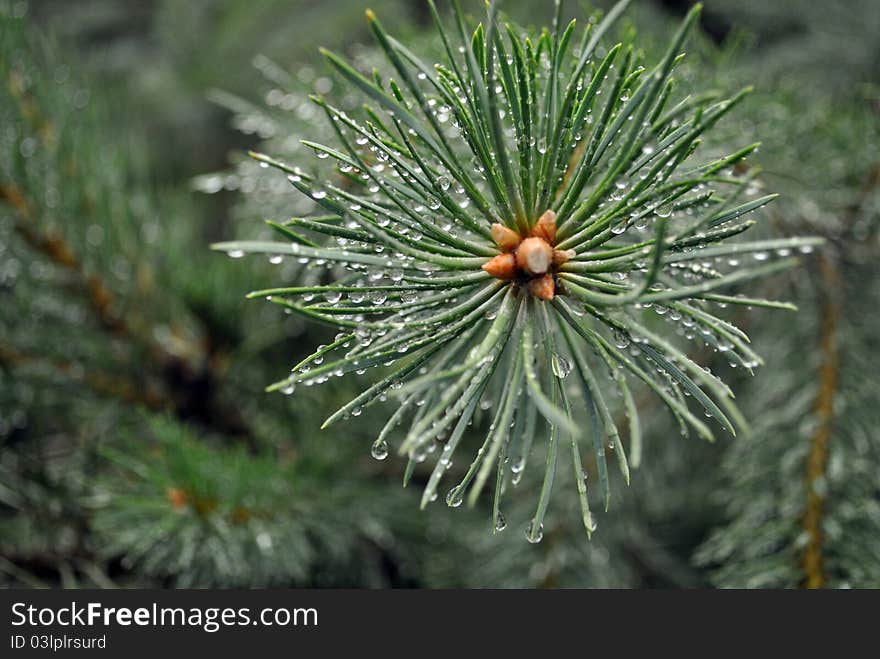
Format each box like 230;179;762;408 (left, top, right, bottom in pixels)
445;488;463;508
551;353;572;379
371;438;389;460
613;328;631;349
654;204;673;219
525;521;544;543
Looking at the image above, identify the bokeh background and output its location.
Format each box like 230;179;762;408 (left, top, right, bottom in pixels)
1;0;877;588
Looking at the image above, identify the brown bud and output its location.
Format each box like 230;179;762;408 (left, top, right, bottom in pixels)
482;252;518;279
166;487;188;509
516;237;553;276
552;248;576;267
528;274;555;301
531;209;558;244
490;223;522;251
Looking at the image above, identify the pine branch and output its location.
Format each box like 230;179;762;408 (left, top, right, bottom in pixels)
0;343;170;410
214;0;816;539
1;183;129;336
0;13;260;445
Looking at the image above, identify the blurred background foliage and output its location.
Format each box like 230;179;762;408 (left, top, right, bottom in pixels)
1;0;877;587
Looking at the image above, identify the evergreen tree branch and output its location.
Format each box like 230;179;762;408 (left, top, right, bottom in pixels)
1;183;129;336
0;343;170;410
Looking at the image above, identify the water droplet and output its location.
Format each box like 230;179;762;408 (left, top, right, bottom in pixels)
613;328;630;349
654;204;673;219
495;512;507;532
525;521;544;543
445;488;463;508
371;438;389;460
551;353;572;379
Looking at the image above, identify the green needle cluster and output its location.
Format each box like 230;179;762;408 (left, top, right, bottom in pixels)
213;0;817;541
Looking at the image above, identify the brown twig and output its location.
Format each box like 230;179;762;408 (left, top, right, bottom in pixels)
1;183;129;336
800;254;840;589
799;161;878;588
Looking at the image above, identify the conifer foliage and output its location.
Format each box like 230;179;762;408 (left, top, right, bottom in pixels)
215;0;817;539
4;0;875;588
